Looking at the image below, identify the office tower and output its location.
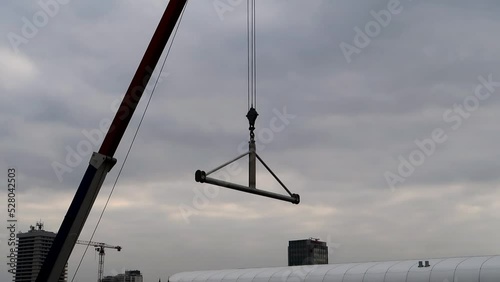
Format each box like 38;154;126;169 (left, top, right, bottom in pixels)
15;222;67;282
288;238;328;266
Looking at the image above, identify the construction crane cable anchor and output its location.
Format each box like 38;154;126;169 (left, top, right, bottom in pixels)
194;0;299;204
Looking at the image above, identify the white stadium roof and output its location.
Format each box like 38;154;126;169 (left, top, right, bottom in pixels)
170;256;500;282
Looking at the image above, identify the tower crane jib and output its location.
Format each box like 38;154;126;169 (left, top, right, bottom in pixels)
75;240;122;282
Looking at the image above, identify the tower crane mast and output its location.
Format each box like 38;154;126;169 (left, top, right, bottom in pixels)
75;240;122;282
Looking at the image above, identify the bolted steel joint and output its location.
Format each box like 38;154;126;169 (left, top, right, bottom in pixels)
195;170;206;183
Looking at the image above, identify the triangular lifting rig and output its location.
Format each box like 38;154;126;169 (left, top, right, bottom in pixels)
195;0;299;205
195;107;299;204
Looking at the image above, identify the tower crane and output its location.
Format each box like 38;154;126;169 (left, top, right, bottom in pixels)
75;240;122;282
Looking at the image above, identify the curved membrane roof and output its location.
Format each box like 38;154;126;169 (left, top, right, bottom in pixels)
170;256;500;282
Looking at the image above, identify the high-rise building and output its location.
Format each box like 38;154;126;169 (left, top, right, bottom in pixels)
288;238;328;266
15;222;67;282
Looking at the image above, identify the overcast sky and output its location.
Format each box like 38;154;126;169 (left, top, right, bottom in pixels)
2;0;500;281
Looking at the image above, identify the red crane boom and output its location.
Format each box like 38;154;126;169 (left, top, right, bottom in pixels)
36;1;188;281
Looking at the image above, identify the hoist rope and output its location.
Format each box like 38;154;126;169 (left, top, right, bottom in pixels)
253;0;257;109
247;0;257;110
70;1;190;281
247;0;251;110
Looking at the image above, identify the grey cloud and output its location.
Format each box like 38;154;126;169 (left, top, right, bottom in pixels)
3;1;500;281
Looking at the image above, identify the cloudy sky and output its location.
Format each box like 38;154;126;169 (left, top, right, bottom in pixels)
2;0;500;281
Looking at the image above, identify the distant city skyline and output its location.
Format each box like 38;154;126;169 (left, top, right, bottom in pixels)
102;270;143;282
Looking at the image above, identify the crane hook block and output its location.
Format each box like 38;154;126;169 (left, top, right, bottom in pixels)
246;107;258;130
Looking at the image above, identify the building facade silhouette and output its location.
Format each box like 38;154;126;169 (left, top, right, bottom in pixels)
102;270;143;282
15;222;67;282
288;238;328;266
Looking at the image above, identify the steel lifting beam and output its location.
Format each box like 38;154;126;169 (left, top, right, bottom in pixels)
36;1;188;281
196;170;300;204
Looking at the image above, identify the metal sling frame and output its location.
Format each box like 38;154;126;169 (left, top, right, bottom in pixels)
195;107;300;205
